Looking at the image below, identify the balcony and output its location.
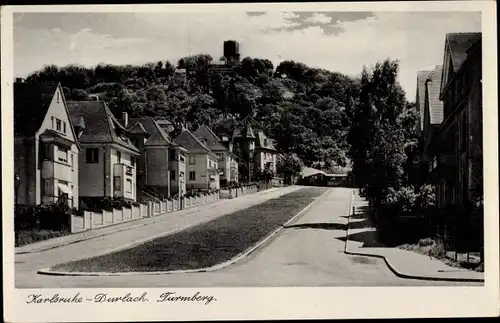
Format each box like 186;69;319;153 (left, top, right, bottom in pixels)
41;160;72;182
114;163;134;178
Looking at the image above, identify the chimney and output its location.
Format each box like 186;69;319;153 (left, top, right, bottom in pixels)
122;112;128;128
15;78;24;83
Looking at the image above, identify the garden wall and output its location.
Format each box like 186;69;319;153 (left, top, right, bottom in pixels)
71;192;220;233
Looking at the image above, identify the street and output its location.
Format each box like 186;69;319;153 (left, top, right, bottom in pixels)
15;187;480;287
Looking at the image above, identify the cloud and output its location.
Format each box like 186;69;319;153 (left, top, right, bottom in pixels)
13;11;481;98
304;13;332;24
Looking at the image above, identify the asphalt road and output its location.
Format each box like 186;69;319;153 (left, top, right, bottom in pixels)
15;187;480;287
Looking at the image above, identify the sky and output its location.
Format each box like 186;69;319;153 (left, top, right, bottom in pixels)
13;10;481;100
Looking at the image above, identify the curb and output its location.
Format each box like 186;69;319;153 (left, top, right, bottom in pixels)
38;187;331;277
18;187;286;255
343;193;484;283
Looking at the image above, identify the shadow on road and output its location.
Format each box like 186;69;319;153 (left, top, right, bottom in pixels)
285;222;347;231
336;231;386;247
336;205;387;248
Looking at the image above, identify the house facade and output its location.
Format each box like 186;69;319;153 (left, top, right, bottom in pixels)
127;115;188;198
174;130;220;191
432;32;482;210
67;101;141;203
193;124;239;185
14;81;81;208
421;65;445;175
231;116;279;176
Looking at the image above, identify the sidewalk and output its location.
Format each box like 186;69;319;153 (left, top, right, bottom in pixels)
15;187;286;255
344;192;484;283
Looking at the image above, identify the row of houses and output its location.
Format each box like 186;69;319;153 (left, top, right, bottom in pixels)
13;79;282;209
415;32;482;248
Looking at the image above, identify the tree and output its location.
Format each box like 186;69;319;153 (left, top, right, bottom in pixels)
277;153;303;185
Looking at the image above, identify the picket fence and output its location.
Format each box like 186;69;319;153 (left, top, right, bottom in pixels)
71;192;220;233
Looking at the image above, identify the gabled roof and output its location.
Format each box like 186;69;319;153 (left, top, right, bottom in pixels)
256;131;277;151
174;129;218;158
300;167;326;178
440;33;482;98
446;33;482;72
192;124;228;152
67;101;140;154
128;121;149;136
129;117;173;147
14;82;59;137
426;65;444;125
416;70;433;132
232;116;277;151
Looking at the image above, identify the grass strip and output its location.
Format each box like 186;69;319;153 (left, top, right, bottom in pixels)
51;187;328;273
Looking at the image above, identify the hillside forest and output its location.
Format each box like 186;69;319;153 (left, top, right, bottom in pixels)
24;55;418;179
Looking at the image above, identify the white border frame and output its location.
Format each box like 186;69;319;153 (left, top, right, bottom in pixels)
2;2;498;321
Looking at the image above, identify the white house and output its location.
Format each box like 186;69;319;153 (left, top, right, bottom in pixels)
67;100;141;203
14;80;81;208
174;129;220;191
127;116;189;198
193;124;239;185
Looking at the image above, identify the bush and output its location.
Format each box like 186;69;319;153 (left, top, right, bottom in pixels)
80;197;134;212
15;202;74;232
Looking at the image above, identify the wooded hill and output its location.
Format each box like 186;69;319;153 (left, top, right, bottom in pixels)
26;55;363;171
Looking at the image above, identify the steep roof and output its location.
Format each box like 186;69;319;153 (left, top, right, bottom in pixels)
416;70;433;132
255;131;277;151
192;124;228;152
67;101;140;154
14;82;59;137
446;33;482;72
129;117;173;147
300;167;325;178
426;65;444;125
128;121;149;136
174;129;218;158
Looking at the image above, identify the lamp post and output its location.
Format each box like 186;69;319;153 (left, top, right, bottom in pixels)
179;174;184;210
248;149;254;184
14;173;20;206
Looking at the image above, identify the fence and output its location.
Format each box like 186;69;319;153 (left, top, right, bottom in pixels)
219;184;259;199
71;192;220;233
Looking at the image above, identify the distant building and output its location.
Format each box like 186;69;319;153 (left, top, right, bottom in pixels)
193;124;239;185
174;130;220;191
14;81;81;208
223;40;241;64
230;116;279;176
127;116;189;198
67;101;141;203
421;65;444;177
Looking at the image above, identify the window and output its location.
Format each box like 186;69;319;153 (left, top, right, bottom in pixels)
117;151;121;163
63;121;67;134
86;148;99;164
57;147;68;163
42;144;52;161
264;139;268;146
51;117;55;129
126;179;132;193
42;179;51;196
189;171;196;181
180;155;186;163
180;171;185;179
114;176;121;191
56;92;60;103
56;119;62;132
189;155;196;164
170;170;176;180
131;156;135;167
70;154;74;170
